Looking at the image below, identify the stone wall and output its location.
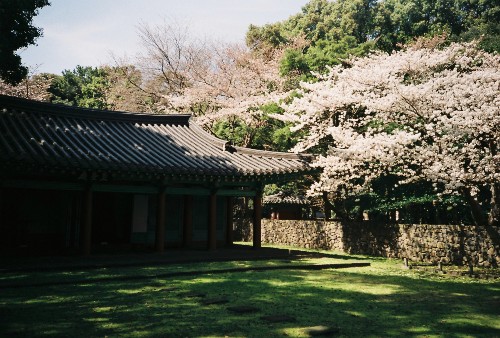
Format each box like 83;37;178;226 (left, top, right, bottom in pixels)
234;219;500;267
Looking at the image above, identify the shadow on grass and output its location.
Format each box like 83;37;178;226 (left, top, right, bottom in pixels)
1;263;499;337
0;244;362;273
0;262;371;289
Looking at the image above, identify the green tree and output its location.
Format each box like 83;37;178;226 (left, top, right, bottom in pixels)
373;0;500;52
213;103;298;152
48;66;110;109
0;0;50;85
456;0;500;53
248;0;500;78
248;0;379;77
246;23;288;55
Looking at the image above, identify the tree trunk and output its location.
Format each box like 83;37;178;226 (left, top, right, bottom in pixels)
461;187;487;226
322;192;332;220
323;191;350;221
488;183;500;226
333;197;350;221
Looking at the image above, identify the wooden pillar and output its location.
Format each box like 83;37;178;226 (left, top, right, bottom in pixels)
183;195;193;248
81;184;93;256
0;187;3;228
155;188;166;253
253;191;262;249
0;188;4;236
208;191;217;250
226;196;234;246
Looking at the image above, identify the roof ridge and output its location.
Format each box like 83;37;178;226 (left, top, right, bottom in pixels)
0;94;191;125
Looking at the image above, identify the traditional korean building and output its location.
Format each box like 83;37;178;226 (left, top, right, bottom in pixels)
0;95;312;255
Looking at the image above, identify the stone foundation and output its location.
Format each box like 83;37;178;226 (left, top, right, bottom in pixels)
235;219;500;267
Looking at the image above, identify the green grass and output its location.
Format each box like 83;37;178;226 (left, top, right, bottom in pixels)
1;245;499;337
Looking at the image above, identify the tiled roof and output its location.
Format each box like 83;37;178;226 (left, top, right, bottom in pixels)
263;191;309;205
0;95;312;181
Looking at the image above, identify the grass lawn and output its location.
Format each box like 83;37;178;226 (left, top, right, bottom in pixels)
1;244;499;337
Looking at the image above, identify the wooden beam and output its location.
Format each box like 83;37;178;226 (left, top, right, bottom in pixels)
183;195;193;248
81;184;93;256
208;191;217;250
253;191;262;249
155;188;166;252
226;196;234;246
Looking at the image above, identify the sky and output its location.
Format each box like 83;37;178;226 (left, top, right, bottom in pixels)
21;0;311;75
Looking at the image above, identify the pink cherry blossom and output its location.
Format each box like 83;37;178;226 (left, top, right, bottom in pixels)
279;41;500;225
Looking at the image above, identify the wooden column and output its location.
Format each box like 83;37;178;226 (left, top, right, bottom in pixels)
0;187;3;228
225;196;234;246
183;195;193;248
253;191;262;249
0;188;4;236
208;191;217;250
155;188;166;253
81;184;93;256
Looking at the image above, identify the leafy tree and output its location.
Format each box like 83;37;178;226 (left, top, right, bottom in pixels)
248;0;500;79
48;66;110;109
246;23;288;55
283;0;378;76
373;0;500;52
279;49;309;77
455;0;500;53
248;0;379;77
0;0;50;85
213;103;297;151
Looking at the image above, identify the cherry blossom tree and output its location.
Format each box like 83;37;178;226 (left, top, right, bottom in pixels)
119;21;288;147
139;22;283;117
171;43;284;127
279;39;500;225
101;65;156;113
0;71;53;101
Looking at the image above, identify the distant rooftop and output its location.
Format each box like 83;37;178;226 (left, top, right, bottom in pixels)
263;191;309;205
